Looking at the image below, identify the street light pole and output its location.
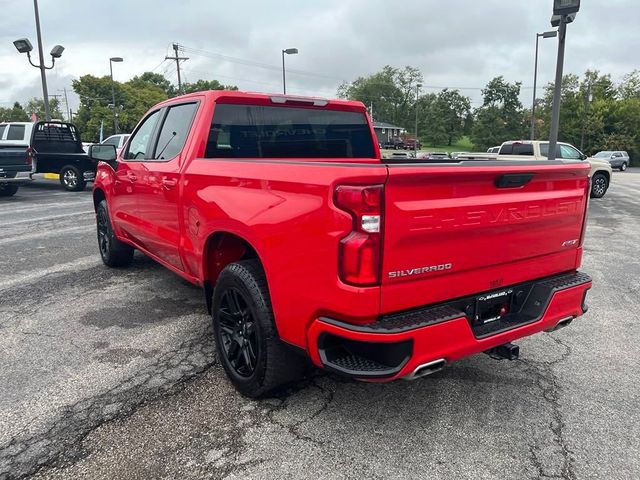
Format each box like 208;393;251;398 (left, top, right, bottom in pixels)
281;48;298;94
33;0;50;121
547;17;568;161
414;83;421;154
531;30;557;140
109;57;123;134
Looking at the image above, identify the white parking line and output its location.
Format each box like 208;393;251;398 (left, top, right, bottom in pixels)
0;201;93;216
0;210;95;226
0;255;100;292
0;224;93;245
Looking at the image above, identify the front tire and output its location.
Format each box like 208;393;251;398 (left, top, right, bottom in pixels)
212;260;305;398
0;184;19;197
60;165;86;192
96;200;134;267
590;172;609;198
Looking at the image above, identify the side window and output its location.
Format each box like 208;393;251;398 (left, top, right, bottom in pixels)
559;144;582;160
125;110;162;160
540;143;562;159
153;103;198;161
102;136;120;146
0;125;6;139
7;125;26;141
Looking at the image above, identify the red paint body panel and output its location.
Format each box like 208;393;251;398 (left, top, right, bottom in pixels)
93;90;592;379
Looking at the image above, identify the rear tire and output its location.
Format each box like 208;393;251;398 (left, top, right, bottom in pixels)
0;184;19;197
621;162;628;171
590;172;609;199
212;260;305;398
60;165;86;192
96;200;134;267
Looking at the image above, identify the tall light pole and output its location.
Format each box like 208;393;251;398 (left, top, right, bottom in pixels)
281;48;298;94
531;30;557;140
414;83;421;154
12;0;64;121
109;57;123;134
547;0;580;160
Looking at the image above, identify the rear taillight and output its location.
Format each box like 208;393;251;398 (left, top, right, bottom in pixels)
25;147;33;167
579;177;590;246
334;185;384;286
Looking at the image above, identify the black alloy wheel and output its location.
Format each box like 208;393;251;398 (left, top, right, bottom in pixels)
96;200;134;267
218;288;259;377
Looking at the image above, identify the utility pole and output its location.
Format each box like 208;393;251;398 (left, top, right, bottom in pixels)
48;93;62;118
58;88;70;121
166;43;188;94
414;83;421;155
580;83;592;151
547;17;567;161
33;0;50;121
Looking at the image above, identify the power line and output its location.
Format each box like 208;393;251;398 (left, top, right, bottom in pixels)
179;45;345;82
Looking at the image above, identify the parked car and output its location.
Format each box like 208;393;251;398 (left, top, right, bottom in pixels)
382;138;405;150
101;134;130;155
593;150;630;171
403;138;421;150
459;141;613;198
91;91;592;397
0;122;35;196
426;152;451;161
28;121;97;191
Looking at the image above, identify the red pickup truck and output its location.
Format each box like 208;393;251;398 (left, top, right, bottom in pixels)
90;91;592;397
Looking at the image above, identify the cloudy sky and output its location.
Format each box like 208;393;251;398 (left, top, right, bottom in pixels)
0;0;638;115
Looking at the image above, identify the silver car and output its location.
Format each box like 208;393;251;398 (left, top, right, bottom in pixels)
593;150;630;171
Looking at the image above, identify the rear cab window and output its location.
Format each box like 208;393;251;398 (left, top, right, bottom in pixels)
7;125;26;141
204;104;375;159
500;144;534;155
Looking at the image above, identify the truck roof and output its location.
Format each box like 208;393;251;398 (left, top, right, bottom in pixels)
154;90;367;112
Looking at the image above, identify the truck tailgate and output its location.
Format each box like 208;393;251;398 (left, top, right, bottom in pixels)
381;162;590;313
0;145;31;173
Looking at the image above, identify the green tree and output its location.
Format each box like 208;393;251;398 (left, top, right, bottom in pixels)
471;76;526;150
421;89;471;146
25;97;64;120
181;79;237;94
0;102;30;122
337;65;423;128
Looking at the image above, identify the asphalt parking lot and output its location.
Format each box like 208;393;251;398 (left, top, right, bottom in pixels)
1;171;639;480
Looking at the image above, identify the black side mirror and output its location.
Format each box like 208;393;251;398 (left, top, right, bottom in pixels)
580;153;587;160
88;144;118;169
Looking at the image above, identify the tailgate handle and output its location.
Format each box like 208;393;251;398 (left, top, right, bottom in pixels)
495;173;534;188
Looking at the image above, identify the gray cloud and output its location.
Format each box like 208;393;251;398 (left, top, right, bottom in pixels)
1;0;638;113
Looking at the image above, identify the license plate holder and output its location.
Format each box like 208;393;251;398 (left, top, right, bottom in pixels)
473;289;514;326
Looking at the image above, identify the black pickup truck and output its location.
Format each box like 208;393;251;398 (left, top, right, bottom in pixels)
30;121;97;191
0;121;97;193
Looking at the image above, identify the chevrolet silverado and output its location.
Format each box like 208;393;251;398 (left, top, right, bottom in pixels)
90;91;593;397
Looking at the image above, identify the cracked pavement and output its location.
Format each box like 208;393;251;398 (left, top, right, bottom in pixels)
1;173;639;479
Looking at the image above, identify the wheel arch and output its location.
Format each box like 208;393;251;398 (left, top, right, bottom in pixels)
202;230;263;314
93;188;106;211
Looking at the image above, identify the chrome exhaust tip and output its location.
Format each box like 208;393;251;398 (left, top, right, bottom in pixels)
545;316;575;333
403;358;446;381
